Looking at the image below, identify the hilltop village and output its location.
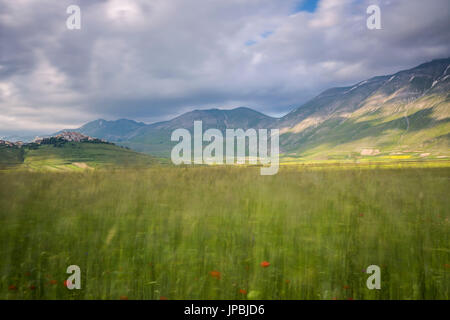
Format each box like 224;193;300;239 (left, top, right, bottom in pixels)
0;132;110;148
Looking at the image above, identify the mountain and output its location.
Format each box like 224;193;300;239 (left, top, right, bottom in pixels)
75;107;275;137
68;107;277;156
145;107;276;131
0;134;36;143
277;58;450;160
59;119;147;142
123;107;277;155
278;58;450;130
60;58;450;160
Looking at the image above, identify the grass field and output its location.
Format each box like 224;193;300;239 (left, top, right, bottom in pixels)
0;142;162;171
0;164;449;300
0;146;24;167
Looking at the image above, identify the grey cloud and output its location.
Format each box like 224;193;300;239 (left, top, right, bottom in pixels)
0;0;449;135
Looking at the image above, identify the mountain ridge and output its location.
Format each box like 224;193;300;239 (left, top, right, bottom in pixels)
55;57;450;159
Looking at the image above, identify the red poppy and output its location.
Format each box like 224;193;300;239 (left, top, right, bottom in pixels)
63;280;70;287
8;285;17;291
210;270;221;279
445;264;450;268
50;280;58;285
285;279;291;284
159;296;168;300
120;296;128;300
260;261;270;268
239;289;247;295
24;272;31;277
332;297;337;300
343;285;350;289
29;285;36;290
347;297;354;300
359;213;364;217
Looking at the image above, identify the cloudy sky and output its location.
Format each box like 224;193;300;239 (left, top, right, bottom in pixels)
1;0;449;136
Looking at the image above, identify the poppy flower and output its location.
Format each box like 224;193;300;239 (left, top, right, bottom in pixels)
343;285;350;289
445;264;450;268
120;296;128;300
63;280;70;287
239;289;247;295
347;297;354;300
50;280;58;285
8;285;17;291
29;285;36;290
159;296;168;300
332;297;337;300
260;261;270;268
210;270;221;279
285;279;291;284
25;272;31;277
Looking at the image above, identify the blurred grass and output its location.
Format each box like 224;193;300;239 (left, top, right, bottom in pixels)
0;165;448;300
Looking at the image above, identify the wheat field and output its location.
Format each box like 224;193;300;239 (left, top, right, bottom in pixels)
0;165;449;299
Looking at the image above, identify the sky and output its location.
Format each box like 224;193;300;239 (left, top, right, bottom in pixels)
0;0;449;136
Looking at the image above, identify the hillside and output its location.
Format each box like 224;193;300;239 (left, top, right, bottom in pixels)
0;141;159;170
278;58;450;161
0;146;24;168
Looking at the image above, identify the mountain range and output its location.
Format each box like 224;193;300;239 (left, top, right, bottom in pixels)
60;58;450;160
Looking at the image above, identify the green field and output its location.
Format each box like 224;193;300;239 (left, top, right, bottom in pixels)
0;142;163;171
0;146;24;167
0;165;449;300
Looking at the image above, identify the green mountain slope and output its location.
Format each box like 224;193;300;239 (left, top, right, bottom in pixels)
278;58;450;160
1;142;159;170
